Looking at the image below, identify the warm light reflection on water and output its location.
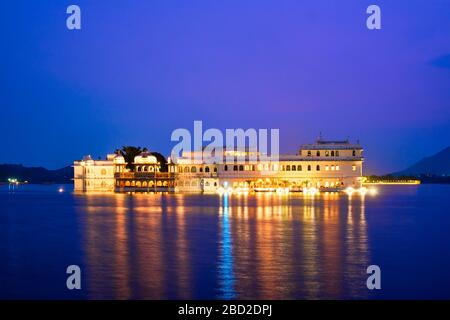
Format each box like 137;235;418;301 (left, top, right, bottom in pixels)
77;192;370;299
4;184;450;299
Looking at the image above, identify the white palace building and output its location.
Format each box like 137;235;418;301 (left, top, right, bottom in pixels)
74;139;364;194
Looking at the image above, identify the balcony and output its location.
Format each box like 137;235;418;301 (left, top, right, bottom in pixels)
115;172;175;179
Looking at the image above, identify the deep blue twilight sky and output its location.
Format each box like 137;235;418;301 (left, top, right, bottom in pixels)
1;1;450;174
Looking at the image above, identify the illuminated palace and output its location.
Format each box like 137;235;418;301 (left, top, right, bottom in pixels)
73;139;364;193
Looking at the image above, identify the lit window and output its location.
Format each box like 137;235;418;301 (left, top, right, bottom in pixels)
352;165;356;171
325;166;329;171
336;165;340;171
331;165;335;171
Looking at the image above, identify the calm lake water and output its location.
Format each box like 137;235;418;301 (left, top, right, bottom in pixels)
1;184;450;299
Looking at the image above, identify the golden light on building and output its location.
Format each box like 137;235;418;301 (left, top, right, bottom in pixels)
74;138;366;195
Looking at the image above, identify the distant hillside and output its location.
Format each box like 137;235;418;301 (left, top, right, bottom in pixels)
0;164;73;184
393;146;450;176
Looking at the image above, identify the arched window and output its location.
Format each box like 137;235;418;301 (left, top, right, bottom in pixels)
298;165;302;171
316;165;320;171
292;165;296;171
325;151;329;157
286;165;291;171
316;151;320;157
214;167;217;172
307;165;311;171
224;165;228;171
331;151;335;157
205;182;210;186
191;166;196;173
307;151;312;157
205;167;210;173
184;167;189;173
233;165;238;171
336;150;339;156
239;165;244;171
199;167;203;172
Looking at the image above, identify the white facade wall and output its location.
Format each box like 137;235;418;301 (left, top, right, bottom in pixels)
73;158;115;192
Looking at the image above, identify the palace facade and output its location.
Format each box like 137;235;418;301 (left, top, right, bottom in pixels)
73;139;364;193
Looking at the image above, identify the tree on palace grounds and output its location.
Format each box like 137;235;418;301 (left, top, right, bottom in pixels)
118;146;168;171
150;152;168;172
119;146;143;170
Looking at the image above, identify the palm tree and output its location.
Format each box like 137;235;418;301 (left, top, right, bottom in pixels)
150;152;168;172
120;146;143;170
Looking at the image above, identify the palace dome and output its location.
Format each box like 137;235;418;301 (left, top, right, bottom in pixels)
134;152;157;164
